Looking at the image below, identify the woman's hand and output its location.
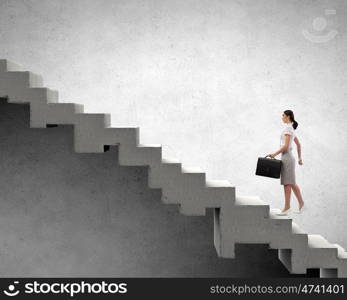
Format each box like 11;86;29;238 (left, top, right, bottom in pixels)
266;153;276;158
298;158;303;165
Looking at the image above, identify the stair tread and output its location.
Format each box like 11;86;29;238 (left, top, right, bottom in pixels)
205;180;232;187
4;70;39;76
0;70;28;75
162;157;181;164
76;112;110;116
308;234;336;249
291;221;307;234
138;143;162;147
0;59;23;71
332;244;347;259
8;86;51;91
269;208;292;219
235;195;267;206
105;126;138;129
48;102;78;106
182;167;205;173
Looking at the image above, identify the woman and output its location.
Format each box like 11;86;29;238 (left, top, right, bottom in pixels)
266;110;305;216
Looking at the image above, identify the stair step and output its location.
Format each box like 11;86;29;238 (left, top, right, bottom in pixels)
181;166;204;173
102;127;139;147
5;87;58;104
231;195;269;221
137;143;162;148
162;157;181;164
45;103;85;124
74;113;112;152
54;102;84;113
148;160;182;189
118;142;162;166
0;59;23;72
308;234;335;249
0;71;43;87
181;167;206;184
75;103;85;113
291;221;306;234
75;113;111;127
235;195;267;206
269;208;291;219
0;72;40;90
332;244;347;259
307;235;339;268
206;180;232;187
268;209;293;230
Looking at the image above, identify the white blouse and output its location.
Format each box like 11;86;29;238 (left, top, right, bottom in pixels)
280;122;295;151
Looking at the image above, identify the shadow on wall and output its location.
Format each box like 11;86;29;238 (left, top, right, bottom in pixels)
0;98;319;277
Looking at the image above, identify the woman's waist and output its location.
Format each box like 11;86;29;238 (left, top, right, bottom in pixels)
281;148;293;155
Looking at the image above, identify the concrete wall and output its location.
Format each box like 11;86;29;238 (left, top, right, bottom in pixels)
0;99;320;277
0;0;346;250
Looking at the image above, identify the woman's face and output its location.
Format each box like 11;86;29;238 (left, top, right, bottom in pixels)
282;113;289;123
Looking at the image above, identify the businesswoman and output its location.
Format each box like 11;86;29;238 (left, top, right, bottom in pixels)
266;110;305;216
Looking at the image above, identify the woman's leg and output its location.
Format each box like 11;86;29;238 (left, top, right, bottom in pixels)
283;184;292;210
291;184;304;208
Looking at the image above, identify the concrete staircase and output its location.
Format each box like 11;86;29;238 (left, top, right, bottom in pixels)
1;59;346;278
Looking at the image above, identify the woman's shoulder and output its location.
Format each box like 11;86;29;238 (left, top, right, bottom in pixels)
282;123;295;134
284;123;294;129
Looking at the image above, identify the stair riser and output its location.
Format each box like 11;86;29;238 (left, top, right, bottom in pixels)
148;164;182;188
218;223;296;246
269;219;293;234
278;248;308;274
205;187;236;208
161;184;235;211
118;144;161;166
101;128;139;148
179;203;206;216
0;59;22;72
0;73;30;89
68;127;139;152
45;104;83;124
0;72;43;88
30;102;82;127
270;233;308;249
1;88;58;106
214;205;243;258
165;186;235;215
274;235;309;273
337;263;347;277
152;174;206;195
74;127;139;153
306;249;339;268
73;114;113;151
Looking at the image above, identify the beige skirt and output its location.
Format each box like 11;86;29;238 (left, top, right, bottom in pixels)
280;150;296;185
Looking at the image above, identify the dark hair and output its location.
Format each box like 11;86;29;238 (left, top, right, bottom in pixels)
284;110;298;130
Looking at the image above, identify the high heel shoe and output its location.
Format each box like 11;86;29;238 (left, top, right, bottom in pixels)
294;203;306;214
276;208;291;216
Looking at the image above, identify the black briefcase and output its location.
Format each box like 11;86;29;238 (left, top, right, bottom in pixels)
255;156;282;179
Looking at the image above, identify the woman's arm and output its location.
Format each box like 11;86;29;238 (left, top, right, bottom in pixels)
294;136;301;158
294;136;303;164
267;135;290;157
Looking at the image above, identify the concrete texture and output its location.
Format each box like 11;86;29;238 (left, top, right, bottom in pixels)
0;99;320;277
2;67;346;278
0;0;346;252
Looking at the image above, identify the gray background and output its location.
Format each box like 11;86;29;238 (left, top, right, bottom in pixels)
0;99;319;277
0;0;346;273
